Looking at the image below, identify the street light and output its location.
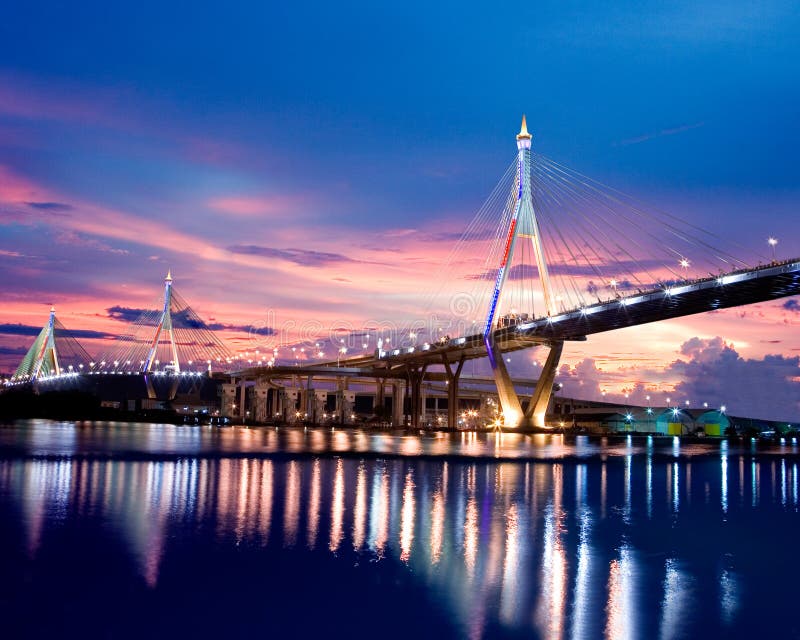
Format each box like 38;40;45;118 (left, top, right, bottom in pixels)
768;237;778;260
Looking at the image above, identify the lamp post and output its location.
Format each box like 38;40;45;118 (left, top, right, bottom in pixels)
768;237;778;261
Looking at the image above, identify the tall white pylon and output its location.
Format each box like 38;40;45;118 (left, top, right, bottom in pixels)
483;117;561;429
12;306;91;382
483;115;555;334
143;271;180;373
21;307;60;381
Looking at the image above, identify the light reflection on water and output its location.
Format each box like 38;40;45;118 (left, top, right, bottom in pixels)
2;423;800;637
4;419;779;460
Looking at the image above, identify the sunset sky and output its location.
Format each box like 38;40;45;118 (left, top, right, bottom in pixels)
1;1;799;419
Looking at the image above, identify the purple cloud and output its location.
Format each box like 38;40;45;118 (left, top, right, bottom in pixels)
106;306;271;334
0;346;28;356
227;244;362;267
557;336;800;422
25;201;73;212
783;299;800;313
0;323;111;340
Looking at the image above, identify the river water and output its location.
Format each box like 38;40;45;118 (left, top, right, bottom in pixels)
1;420;799;638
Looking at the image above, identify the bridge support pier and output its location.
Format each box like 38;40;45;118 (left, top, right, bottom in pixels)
252;379;272;423
487;339;563;429
335;378;352;425
304;375;314;421
220;382;237;418
407;364;428;429
280;386;300;422
376;380;385;416
485;336;525;427
443;354;465;429
391;382;403;426
239;380;247;421
524;341;563;428
336;389;355;424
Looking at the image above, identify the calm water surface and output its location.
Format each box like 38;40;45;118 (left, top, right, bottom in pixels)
1;420;799;639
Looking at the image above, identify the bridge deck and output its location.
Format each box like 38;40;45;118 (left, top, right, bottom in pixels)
235;259;800;379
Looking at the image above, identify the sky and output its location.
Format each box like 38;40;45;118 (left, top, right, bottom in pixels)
0;1;799;420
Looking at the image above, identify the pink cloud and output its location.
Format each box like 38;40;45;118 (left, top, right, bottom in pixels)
208;195;307;217
0;73;269;175
0;165;51;203
0;72;142;132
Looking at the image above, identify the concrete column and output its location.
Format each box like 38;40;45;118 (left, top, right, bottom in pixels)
309;389;325;424
410;375;421;429
524;341;564;428
274;387;282;419
408;364;428;429
443;354;465;429
336;390;355;424
253;382;270;423
219;383;237;419
392;382;403;427
304;376;314;420
282;388;300;423
376;380;385;415
239;380;247;421
485;335;524;427
420;383;427;427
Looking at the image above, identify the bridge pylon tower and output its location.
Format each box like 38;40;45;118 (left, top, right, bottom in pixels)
140;271;182;400
483;116;563;429
143;270;181;374
10;306;91;383
23;306;60;381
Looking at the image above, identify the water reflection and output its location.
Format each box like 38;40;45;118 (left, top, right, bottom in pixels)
7;419;785;461
658;559;693;640
368;462;389;558
2;443;800;638
329;459;345;553
605;545;636;640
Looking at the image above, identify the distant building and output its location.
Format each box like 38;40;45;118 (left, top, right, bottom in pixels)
696;410;730;436
655;409;694;435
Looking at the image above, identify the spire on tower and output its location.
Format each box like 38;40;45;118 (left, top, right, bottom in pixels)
165;270;172;282
516;114;532;141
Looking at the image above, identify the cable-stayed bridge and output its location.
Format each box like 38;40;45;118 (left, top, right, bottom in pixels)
237;117;800;428
4;117;800;425
4;272;236;403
